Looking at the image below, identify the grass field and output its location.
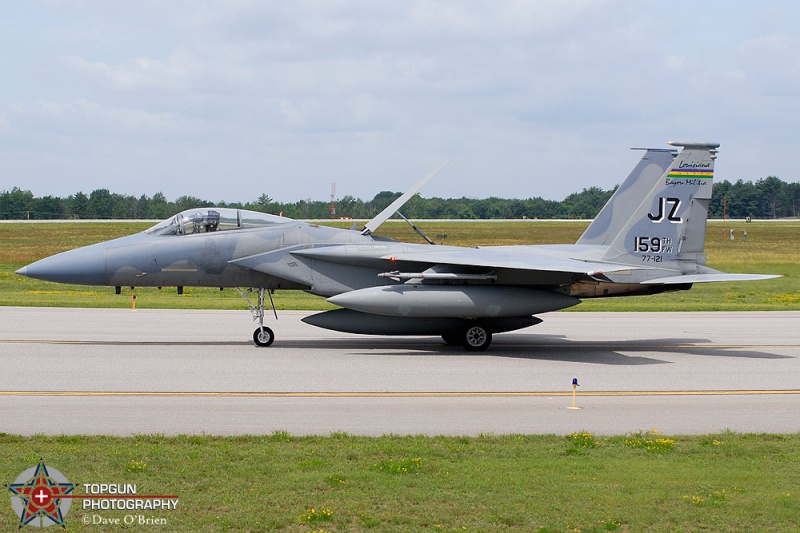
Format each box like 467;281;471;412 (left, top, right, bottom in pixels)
1;219;798;311
2;221;799;531
2;432;799;532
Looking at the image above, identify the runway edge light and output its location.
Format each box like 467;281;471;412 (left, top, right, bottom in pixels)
568;378;582;410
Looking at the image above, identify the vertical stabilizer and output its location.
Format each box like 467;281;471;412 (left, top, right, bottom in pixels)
578;148;676;245
602;142;719;273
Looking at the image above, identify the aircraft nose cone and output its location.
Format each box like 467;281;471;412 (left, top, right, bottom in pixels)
18;242;108;285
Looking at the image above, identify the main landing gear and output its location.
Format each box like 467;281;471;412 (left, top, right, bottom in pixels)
442;322;492;351
237;288;277;347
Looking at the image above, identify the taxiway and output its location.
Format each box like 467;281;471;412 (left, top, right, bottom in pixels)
1;307;798;436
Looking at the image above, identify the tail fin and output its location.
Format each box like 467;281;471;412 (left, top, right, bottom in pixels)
602;141;718;273
577;148;677;245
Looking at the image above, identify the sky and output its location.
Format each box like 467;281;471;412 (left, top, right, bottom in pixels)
2;0;800;204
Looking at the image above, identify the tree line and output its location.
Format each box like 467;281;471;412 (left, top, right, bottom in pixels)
1;176;798;221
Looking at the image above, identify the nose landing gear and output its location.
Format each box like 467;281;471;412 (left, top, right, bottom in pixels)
253;326;275;347
237;288;277;347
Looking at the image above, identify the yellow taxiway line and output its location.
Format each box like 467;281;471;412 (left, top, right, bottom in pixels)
1;390;799;398
0;339;799;350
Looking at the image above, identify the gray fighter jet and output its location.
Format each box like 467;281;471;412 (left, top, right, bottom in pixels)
17;142;778;350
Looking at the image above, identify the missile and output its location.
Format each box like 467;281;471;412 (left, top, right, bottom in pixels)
377;271;497;281
327;285;579;318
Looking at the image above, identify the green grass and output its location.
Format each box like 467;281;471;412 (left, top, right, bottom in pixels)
2;222;799;532
1;220;797;310
2;432;799;532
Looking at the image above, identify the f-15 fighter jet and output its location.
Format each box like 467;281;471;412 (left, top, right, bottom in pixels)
17;142;777;350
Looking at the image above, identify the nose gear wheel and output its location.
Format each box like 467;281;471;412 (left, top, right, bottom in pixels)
253;326;275;347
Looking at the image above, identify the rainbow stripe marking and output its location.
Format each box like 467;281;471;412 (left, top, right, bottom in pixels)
667;168;713;178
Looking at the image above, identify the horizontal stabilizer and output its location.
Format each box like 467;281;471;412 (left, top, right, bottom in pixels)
642;273;780;285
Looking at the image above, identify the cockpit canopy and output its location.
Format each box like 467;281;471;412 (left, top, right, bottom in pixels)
146;208;290;236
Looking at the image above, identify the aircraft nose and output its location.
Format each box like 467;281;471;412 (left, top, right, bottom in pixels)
17;242;108;285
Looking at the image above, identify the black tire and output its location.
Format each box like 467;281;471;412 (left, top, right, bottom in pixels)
461;324;492;351
442;333;461;345
253;326;275;347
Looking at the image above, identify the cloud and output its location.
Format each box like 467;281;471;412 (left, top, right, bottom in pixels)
738;33;800;95
1;0;799;203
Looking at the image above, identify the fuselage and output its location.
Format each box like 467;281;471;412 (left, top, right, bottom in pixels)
18;215;375;292
17;207;678;302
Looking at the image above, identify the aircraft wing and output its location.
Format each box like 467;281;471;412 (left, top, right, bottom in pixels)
377;248;782;284
292;245;648;278
236;243;776;288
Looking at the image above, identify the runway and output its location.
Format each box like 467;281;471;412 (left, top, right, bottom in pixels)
1;307;798;436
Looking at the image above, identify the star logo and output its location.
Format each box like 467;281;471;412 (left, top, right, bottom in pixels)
7;461;75;528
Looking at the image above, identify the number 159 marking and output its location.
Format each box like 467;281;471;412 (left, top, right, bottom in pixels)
634;236;673;254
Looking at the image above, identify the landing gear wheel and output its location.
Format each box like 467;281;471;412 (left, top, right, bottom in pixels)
461;324;492;351
253;326;275;347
